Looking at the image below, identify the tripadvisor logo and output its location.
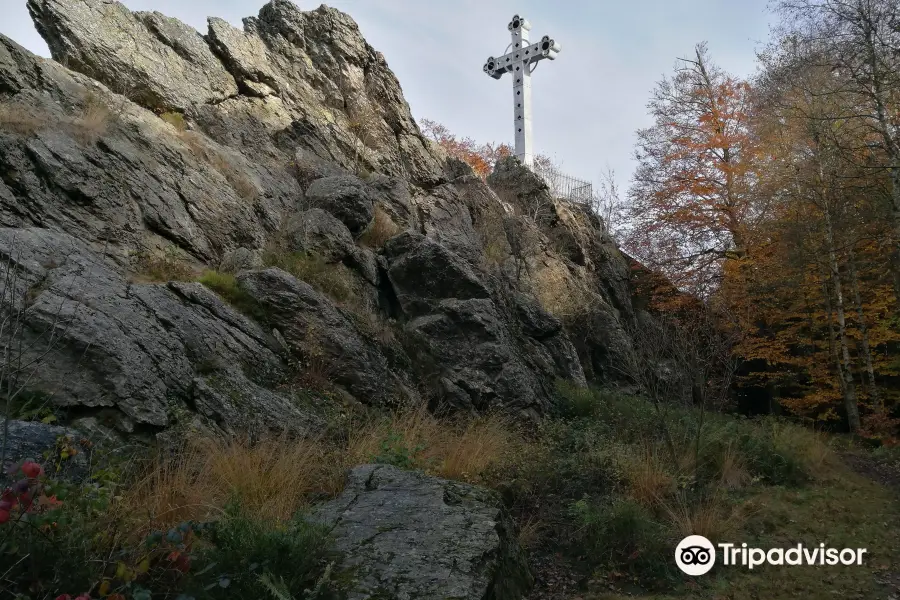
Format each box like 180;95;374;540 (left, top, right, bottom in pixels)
675;536;868;576
675;535;716;576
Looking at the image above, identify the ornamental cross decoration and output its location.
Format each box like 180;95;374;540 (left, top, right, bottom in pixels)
483;14;561;168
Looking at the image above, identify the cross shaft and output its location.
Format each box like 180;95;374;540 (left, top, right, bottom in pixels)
483;14;560;168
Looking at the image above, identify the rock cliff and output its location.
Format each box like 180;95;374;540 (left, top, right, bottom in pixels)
1;0;643;439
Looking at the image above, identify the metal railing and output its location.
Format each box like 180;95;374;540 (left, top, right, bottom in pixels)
532;161;593;205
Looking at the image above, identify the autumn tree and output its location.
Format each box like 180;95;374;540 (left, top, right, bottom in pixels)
737;33;900;431
419;118;512;178
626;43;761;297
773;0;900;311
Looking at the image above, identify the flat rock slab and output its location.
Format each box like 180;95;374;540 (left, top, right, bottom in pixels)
313;464;532;600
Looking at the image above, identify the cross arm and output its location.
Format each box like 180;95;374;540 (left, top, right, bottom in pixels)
483;35;561;79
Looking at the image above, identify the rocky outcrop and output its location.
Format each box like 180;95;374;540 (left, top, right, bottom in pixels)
236;267;397;405
28;0;239;110
0;0;646;436
488;158;636;381
0;227;323;438
383;232;584;416
313;464;532;600
25;0;446;185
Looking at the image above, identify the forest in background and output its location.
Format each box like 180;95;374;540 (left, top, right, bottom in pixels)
421;0;900;440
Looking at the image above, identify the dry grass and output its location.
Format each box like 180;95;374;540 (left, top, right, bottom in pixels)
532;265;597;321
117;434;340;536
160;111;187;132
661;490;737;541
130;247;196;283
770;421;834;478
115;406;520;536
69;95;111;144
717;442;752;490
1;92;111;143
0;101;46;136
179;130;259;201
358;206;400;249
622;444;674;506
517;515;545;549
343;405;520;483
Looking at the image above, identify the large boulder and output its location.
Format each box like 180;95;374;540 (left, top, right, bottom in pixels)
313;464;532;600
305;176;374;237
284;208;356;262
384;232;584;415
384;232;490;317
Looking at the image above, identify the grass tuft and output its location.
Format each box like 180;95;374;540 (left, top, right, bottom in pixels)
358;206;400;249
197;270;267;321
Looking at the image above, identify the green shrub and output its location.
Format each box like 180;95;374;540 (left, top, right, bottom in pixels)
198;270;267;321
569;496;670;577
684;416;811;486
262;249;355;305
187;501;340;600
371;432;431;470
554;380;604;419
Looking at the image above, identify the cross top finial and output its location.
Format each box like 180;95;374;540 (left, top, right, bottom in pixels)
483;14;560;168
508;15;530;32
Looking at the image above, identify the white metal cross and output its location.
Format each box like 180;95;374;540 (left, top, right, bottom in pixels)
483;14;560;169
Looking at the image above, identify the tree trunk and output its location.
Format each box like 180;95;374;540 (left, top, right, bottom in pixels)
862;19;900;315
822;207;861;432
821;271;844;397
847;247;880;408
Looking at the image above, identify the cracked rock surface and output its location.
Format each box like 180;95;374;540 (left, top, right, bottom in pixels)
313;464;532;600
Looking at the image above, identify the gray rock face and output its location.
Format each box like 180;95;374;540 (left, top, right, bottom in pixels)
27;0;238;110
313;464;532;600
237;268;393;404
0;227;322;437
284;208;356;262
0;34;296;263
0;0;646;434
385;233;584;415
488;158;636;382
305;176;374;236
385;232;490;317
25;0;447;185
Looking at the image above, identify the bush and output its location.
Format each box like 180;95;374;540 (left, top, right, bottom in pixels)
358;206;399;249
198;270;268;321
69;92;112;145
690;416;814;486
569;496;670;577
554;380;604;418
0;459;125;598
131;245;196;282
261;249;356;305
187;501;340;600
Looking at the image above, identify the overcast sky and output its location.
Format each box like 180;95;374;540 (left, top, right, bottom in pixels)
0;0;772;195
